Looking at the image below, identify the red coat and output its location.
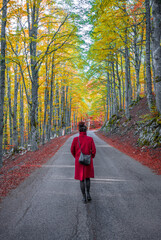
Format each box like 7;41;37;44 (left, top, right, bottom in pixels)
71;132;96;181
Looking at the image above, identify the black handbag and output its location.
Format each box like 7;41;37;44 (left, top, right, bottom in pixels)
78;137;91;166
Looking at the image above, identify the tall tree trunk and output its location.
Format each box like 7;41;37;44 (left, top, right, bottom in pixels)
128;51;132;104
120;54;125;109
13;65;19;151
38;95;42;142
3;107;8;154
73;111;76;130
55;79;60;135
65;86;69;133
125;31;130;119
20;84;24;147
143;58;147;94
110;74;113;118
151;51;156;93
134;25;141;101
145;0;153;110
105;71;110;122
45;58;50;142
69;97;72;133
0;0;7;167
111;61;118;117
152;0;161;114
61;81;65;135
30;45;39;149
75;112;77;130
27;1;41;150
27;105;31;147
151;10;156;94
49;54;55;139
7;67;13;146
116;57;122;110
42;64;49;145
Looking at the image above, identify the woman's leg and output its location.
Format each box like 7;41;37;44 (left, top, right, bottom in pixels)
86;178;92;201
80;180;87;203
86;178;90;192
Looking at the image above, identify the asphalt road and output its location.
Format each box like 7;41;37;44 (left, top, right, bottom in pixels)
1;131;161;240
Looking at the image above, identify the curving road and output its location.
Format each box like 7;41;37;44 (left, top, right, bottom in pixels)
1;131;161;240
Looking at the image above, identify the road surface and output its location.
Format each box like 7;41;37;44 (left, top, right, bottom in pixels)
0;131;161;240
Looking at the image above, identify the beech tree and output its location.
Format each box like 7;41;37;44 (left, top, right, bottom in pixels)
152;0;161;114
0;0;8;167
145;0;153;110
26;0;40;151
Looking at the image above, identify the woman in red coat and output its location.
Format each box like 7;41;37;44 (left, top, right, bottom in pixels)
71;122;96;203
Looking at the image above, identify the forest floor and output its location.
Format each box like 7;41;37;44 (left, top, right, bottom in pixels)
96;97;161;176
0;132;77;202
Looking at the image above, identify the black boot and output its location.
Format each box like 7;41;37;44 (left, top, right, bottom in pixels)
80;180;87;204
86;178;92;201
82;193;87;204
87;192;92;201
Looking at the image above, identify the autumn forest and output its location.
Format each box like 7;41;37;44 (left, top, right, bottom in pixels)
0;0;161;167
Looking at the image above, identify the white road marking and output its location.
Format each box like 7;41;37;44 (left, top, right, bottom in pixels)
96;145;112;147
